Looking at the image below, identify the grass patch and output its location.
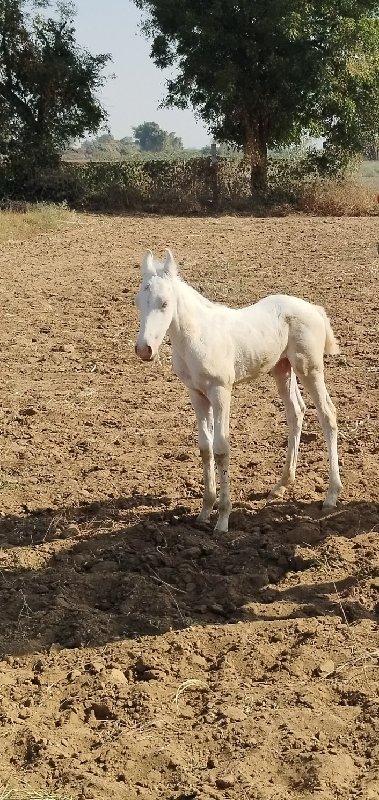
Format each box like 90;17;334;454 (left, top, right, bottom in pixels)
0;202;77;242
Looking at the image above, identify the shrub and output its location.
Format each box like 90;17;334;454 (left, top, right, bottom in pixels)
296;179;379;216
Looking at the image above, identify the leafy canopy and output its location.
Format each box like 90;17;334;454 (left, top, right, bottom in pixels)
134;0;379;173
0;0;111;168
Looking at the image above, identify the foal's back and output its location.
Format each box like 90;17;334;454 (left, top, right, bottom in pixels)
218;294;327;381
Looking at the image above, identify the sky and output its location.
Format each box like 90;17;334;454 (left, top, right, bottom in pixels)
73;0;210;148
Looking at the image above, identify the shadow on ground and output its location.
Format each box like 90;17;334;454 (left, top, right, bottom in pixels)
0;494;378;656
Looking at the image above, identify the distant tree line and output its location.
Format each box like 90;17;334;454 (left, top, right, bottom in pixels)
66;123;184;160
64;125;240;161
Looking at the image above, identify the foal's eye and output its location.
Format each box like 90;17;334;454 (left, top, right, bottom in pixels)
161;302;167;310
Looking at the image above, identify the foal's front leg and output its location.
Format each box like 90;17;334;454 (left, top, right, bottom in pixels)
188;388;217;523
209;386;232;533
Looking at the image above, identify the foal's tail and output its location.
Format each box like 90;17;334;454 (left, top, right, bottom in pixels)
316;305;340;355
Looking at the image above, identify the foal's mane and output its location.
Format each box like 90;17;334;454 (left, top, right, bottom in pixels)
145;257;225;310
178;279;218;309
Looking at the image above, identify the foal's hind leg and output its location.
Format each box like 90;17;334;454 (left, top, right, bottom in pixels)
269;358;306;500
295;367;342;507
188;388;217;522
209;385;232;533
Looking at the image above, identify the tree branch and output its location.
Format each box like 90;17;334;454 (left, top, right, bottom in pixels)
0;79;36;126
0;21;36;127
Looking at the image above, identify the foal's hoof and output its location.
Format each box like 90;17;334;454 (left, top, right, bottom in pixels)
196;511;211;524
268;484;286;500
214;518;229;533
322;499;337;511
322;490;341;510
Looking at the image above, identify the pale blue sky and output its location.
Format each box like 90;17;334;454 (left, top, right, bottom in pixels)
73;0;210;147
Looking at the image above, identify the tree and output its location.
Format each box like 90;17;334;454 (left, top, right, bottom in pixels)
0;0;111;172
133;0;379;191
133;121;166;151
133;120;183;152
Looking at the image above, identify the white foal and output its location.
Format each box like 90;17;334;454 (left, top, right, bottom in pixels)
135;249;342;533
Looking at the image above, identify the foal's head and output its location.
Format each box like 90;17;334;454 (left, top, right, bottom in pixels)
135;249;177;361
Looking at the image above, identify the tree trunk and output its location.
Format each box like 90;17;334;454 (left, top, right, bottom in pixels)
250;153;268;193
367;143;379;161
244;129;268;195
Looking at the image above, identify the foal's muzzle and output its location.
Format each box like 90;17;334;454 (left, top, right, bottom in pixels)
135;343;153;361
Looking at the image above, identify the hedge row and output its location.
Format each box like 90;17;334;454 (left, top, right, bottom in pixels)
1;156;376;215
0;157;313;212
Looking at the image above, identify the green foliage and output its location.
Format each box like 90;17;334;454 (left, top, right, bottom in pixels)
0;0;111;173
0;153;378;214
133;120;183;152
133;0;379;190
60;158;216;210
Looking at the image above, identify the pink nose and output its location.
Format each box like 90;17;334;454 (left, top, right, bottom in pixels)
135;343;153;361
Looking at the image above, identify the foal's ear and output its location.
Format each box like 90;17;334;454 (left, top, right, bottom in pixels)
162;248;178;279
141;249;156;278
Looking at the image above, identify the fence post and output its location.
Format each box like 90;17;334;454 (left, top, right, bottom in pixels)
210;141;219;208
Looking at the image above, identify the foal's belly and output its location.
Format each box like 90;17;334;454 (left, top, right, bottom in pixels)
234;342;285;384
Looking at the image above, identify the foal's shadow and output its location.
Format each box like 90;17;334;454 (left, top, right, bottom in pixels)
245;490;269;501
0;494;377;657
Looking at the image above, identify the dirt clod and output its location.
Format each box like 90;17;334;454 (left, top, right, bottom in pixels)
216;774;236;789
317;659;336;676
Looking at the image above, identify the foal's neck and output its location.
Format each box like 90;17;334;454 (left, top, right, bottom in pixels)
182;278;218;311
168;279;213;349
